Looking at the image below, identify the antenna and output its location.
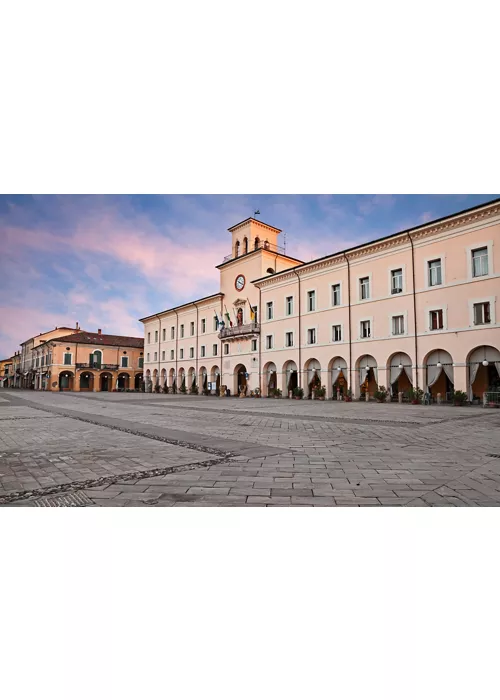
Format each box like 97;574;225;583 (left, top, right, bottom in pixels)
283;231;286;254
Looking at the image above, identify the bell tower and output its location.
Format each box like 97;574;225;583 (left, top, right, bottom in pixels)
228;218;281;259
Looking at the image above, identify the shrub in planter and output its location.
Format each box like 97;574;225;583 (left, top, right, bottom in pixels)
274;388;282;398
180;378;187;394
268;387;276;398
407;387;424;405
373;386;389;403
313;385;326;400
293;387;304;400
190;380;199;395
345;389;353;402
451;390;468;406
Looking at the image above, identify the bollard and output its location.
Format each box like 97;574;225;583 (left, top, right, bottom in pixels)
365;392;369;402
483;392;487;407
336;389;340;401
398;391;403;403
437;392;442;405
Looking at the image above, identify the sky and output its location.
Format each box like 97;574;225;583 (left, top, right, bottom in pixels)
0;194;498;359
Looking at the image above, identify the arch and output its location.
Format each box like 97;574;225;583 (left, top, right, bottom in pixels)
99;372;112;392
236;307;244;326
387;352;413;397
356;354;378;399
235;239;240;258
168;367;175;385
243;237;248;254
263;361;277;397
254;237;260;250
161;367;167;391
188;366;196;391
199;365;208;393
79;371;95;392
424;349;454;399
178;367;186;392
210;365;220;394
304;358;321;399
327;356;348;399
117;372;130;390
234;363;247;396
59;371;74;391
467;345;500;399
282;360;298;395
134;373;143;391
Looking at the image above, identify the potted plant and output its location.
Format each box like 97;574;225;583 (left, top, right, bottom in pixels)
451;389;468;406
407;387;424;405
268;387;276;398
190;379;199;395
373;385;389;403
180;378;187;394
274;388;282;399
313;385;326;400
345;389;352;402
293;387;304;400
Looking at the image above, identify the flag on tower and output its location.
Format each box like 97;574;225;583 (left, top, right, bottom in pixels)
247;299;255;321
224;306;232;327
214;312;219;329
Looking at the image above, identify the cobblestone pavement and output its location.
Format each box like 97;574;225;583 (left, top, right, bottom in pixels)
1;389;500;506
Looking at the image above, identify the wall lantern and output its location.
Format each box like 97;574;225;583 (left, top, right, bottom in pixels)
436;362;442;368
482;360;489;367
337;366;342;371
365;364;370;371
398;363;403;369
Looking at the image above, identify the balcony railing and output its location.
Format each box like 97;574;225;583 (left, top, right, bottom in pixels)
219;323;260;339
75;363;120;370
222;241;286;264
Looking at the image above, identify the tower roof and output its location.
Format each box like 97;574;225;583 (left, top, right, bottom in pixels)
228;217;282;234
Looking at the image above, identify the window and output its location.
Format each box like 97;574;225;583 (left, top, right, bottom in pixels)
428;259;442;286
392;315;404;335
162;350;165;361
155;330;158;342
122;356;129;367
391;269;403;294
285;331;294;347
189;347;194;358
138;357;144;369
474;302;491;325
64;353;71;365
429;309;443;330
170;350;174;360
361;320;371;338
332;284;341;306
213;317;218;332
307;290;316;312
201;346;206;357
472;247;488;277
360;277;370;300
286;296;293;316
266;301;274;320
36;357;39;367
179;349;184;359
147;332;151;343
180;324;184;338
332;325;342;342
162;328;166;341
224;343;230;355
213;344;218;356
266;335;273;349
153;352;157;362
147;352;150;362
201;318;206;333
307;328;316;344
171;326;175;339
251;339;257;352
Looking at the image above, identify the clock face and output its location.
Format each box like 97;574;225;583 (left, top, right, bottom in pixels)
235;274;245;291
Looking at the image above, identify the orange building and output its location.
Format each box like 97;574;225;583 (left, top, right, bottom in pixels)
35;330;144;392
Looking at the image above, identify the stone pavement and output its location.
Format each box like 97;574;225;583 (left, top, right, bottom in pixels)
1;389;500;506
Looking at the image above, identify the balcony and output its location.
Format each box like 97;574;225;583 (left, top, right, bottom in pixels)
75;363;119;371
221;241;285;264
219;323;260;340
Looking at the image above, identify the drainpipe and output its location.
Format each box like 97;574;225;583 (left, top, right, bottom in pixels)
343;254;352;391
258;285;262;393
292;268;302;388
407;233;419;391
193;302;199;387
155;313;161;388
174;309;179;387
220;297;224;393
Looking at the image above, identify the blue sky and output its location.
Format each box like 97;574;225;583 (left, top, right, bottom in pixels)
0;194;498;358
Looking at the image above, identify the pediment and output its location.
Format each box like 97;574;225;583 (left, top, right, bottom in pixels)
233;298;247;306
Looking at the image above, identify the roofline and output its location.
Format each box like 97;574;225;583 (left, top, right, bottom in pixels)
139;292;224;323
20;326;81;346
228;217;282;233
37;333;143;347
216;248;304;270
251;196;500;284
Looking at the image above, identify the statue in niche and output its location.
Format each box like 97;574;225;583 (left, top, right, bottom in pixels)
237;308;243;326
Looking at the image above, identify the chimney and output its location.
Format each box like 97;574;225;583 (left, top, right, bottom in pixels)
98;329;102;335
76;321;79;330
